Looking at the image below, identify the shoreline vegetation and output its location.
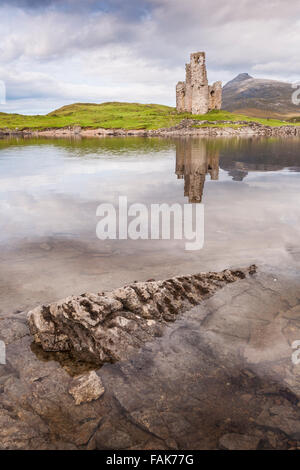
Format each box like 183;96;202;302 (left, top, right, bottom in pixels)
0;102;300;131
1;102;300;138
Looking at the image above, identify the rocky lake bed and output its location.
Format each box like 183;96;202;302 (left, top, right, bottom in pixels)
2;266;300;450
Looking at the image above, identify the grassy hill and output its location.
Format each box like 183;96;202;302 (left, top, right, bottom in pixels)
0;102;296;131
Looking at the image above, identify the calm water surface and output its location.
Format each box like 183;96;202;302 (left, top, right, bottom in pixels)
1;136;300;314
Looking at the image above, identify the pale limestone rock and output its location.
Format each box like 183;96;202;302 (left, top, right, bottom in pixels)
27;267;255;365
68;371;105;405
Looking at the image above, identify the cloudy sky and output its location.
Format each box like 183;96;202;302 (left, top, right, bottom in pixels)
0;0;299;114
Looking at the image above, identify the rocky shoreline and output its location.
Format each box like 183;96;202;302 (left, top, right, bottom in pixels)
1;119;300;138
2;265;300;449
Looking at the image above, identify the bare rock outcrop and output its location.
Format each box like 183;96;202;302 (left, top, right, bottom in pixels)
28;266;256;365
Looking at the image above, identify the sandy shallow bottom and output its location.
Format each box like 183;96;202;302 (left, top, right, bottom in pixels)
1;268;300;450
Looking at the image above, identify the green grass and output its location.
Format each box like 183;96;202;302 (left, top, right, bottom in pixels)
0;102;298;131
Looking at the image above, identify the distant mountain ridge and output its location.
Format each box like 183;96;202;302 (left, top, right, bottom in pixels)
222;73;300;118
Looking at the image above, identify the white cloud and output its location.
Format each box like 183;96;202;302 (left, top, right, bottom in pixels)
0;0;300;114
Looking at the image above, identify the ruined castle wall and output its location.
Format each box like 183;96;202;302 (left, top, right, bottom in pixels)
208;81;222;111
214;81;222;110
184;64;192;113
176;81;186;113
190;52;209;115
176;52;222;115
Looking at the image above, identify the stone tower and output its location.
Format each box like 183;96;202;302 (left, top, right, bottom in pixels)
176;82;185;112
184;63;192;113
208;81;222;111
190;52;209;115
176;52;222;115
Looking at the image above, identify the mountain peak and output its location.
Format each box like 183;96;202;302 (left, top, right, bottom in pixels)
224;73;253;89
235;73;253;81
222;73;300;118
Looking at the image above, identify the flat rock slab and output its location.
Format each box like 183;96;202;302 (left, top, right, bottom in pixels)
1;269;300;449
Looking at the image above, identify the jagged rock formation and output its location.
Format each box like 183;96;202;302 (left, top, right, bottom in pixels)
28;267;255;365
176;52;222;114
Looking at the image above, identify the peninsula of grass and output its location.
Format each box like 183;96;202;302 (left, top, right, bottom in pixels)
0;102;297;131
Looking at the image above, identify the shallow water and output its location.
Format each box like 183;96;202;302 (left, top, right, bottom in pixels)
1;135;300;314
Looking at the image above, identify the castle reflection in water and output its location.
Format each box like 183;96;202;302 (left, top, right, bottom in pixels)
175;138;300;203
175;139;219;203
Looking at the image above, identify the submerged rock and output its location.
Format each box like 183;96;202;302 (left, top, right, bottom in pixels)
28;266;256;364
68;371;105;405
3;267;300;450
219;433;260;450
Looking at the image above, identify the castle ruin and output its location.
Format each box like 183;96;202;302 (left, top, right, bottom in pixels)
176;52;222;114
